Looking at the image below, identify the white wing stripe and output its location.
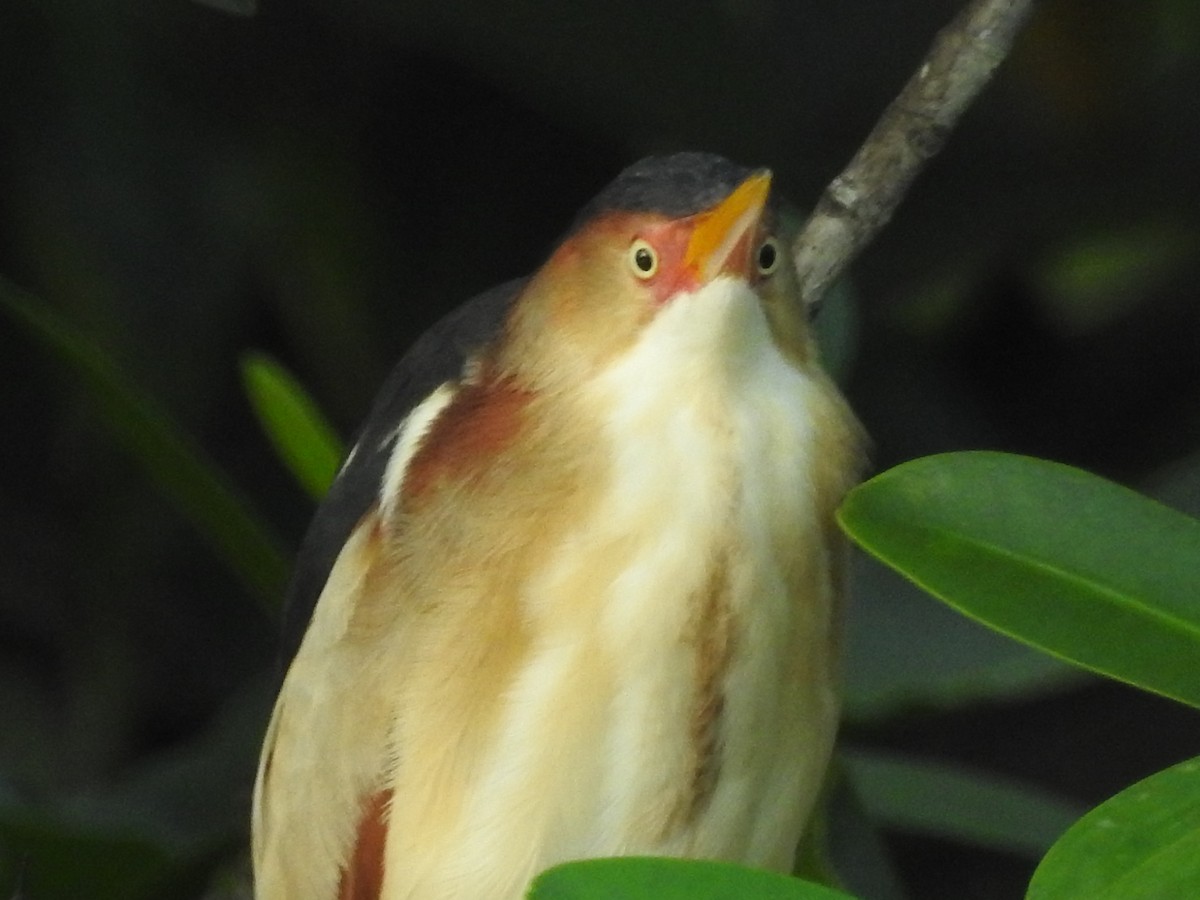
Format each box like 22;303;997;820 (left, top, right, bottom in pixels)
378;382;457;521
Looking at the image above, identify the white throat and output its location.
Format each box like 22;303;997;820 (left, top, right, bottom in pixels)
537;276;838;864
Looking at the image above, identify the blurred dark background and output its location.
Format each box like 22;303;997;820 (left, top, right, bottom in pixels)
1;0;1199;897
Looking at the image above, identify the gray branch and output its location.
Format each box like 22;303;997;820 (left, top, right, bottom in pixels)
792;0;1036;309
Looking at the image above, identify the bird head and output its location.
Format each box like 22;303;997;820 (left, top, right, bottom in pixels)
499;153;818;392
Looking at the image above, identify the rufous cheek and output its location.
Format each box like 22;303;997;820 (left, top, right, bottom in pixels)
646;265;702;306
633;220;700;305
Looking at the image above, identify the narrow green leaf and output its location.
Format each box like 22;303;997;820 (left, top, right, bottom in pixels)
844;749;1083;859
823;757;910;900
241;352;344;499
1027;756;1200;899
0;276;289;615
838;452;1200;709
528;857;858;900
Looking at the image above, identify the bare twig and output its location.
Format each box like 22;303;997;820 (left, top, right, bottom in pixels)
792;0;1036;309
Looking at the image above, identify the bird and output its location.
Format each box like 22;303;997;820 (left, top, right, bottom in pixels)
251;151;867;900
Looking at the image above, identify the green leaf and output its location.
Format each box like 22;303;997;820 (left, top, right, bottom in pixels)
1027;756;1200;899
844;749;1084;859
822;757;909;900
0;809;175;900
241;352;345;499
837;452;1200;709
62;674;273;856
0;276;289;615
1034;221;1199;334
527;857;858;900
842;553;1088;723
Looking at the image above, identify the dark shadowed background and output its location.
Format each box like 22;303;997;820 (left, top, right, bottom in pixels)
1;0;1199;897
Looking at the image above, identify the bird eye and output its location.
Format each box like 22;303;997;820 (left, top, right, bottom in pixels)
628;240;658;279
756;237;780;276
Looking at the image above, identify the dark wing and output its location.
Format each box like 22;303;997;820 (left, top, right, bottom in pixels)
277;278;526;670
